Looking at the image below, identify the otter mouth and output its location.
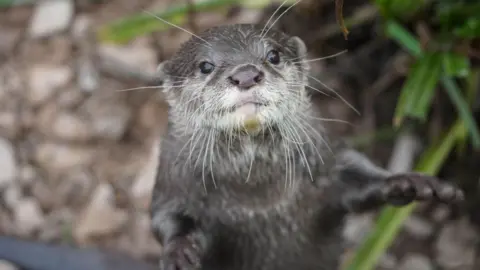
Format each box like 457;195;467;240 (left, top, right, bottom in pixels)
231;102;267;115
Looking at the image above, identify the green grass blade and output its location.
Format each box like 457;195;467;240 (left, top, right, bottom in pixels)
443;52;471;78
394;52;442;125
345;119;468;270
385;20;422;57
441;76;480;148
454;17;480;38
97;0;240;44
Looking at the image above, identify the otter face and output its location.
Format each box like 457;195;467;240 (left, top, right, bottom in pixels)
158;24;310;134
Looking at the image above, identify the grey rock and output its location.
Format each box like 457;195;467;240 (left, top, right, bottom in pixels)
404;215;434;239
398;254;433;270
0;27;21;55
72;15;99;92
0;260;18;270
435;218;479;269
50;112;93;141
77;57;99;92
83;97;132;140
13;198;45;235
0;137;17;189
379;253;398;269
29;0;74;38
343;214;374;245
0;111;17;139
28;65;72;106
34;143;95;173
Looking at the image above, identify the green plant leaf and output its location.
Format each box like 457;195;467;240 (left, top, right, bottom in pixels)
443;52;471;77
375;0;428;20
436;2;480;31
454;17;480;38
385;20;422;57
441;76;480;148
394;52;442;125
345;119;468;270
97;0;240;44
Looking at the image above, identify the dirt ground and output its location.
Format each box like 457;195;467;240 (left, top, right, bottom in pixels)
0;0;479;269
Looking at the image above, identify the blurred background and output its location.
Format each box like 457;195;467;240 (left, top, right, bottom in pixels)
0;0;479;269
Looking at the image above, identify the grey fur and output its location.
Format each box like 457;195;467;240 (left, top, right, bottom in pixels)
150;24;463;270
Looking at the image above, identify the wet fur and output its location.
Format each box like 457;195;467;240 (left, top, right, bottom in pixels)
150;24;463;270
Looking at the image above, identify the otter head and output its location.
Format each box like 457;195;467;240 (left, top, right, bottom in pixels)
158;24;310;136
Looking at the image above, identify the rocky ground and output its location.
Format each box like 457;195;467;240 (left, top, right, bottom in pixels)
0;1;479;270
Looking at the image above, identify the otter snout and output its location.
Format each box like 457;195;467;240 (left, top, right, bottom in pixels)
228;65;264;90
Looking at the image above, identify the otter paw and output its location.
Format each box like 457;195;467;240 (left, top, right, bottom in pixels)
382;173;464;206
159;237;202;270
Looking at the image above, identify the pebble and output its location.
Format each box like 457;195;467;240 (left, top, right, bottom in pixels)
435;218;478;269
72;15;99;92
50;112;92;141
29;0;74;38
0;111;17;138
0;137;17;189
0;260;18;270
77;57;99;92
0;27;21;55
83;97;132;140
404;215;434;239
13;198;45;235
34;143;95;173
28;65;72;106
398;254;433;270
98;40;158;75
131;141;161;209
342;214;374;245
4;184;21;210
74;184;128;243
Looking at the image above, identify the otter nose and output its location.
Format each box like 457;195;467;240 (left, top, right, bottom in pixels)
228;65;264;90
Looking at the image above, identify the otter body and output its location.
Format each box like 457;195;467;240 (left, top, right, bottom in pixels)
156;124;345;270
150;24;463;270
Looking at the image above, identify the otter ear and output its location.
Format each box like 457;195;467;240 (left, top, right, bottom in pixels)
287;36;307;59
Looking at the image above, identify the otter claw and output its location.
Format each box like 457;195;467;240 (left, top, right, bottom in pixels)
382;173;464;206
159;237;202;270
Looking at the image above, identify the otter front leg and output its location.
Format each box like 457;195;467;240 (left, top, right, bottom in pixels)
332;149;464;213
151;206;208;270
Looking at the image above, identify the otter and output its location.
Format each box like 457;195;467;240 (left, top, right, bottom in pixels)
150;23;464;270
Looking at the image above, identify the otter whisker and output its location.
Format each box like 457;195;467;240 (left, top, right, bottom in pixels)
300;113;355;126
116;82;203;93
285;112;325;166
245;145;255;183
297;116;333;157
261;0;303;40
280;115;313;183
115;85;161;92
209;129;218;189
143;10;213;47
301;72;360;115
186;129;205;168
282;138;291;192
260;0;290;38
286;82;332;97
200;128;211;193
174;134;197;166
292;50;348;64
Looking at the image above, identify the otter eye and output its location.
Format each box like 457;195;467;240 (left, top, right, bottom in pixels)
266;50;280;65
199;61;215;74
